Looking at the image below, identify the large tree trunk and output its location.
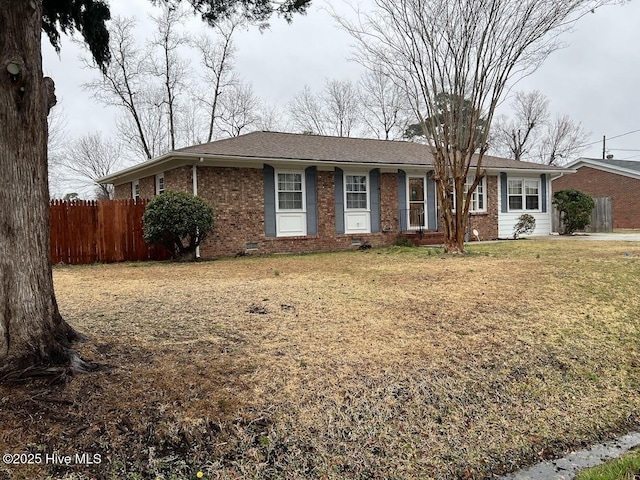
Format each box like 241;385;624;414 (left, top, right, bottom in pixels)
0;0;86;382
436;173;467;255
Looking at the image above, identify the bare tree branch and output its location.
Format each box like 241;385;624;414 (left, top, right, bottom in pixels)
218;82;260;137
83;16;160;161
289;85;327;135
148;4;191;151
538;114;589;165
359;67;410;140
255;102;289;132
492;90;549;160
323;79;361;137
47;106;69;199
491;90;587;164
56;133;125;199
335;0;617;253
289;80;361;137
193;17;243;142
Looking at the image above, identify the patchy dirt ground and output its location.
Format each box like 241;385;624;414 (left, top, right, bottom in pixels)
1;240;640;479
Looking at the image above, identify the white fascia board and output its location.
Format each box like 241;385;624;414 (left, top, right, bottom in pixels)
548;172;569;180
102;153;436;181
564;159;640;180
100;150;572;186
226;156;433;170
484;167;575;176
97;152;204;185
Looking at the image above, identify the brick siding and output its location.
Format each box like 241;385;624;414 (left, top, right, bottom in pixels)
114;183;131;199
197;168;400;257
435;175;499;240
552;166;640;229
140;176;155;199
111;165;504;257
165;166;193;193
380;173;399;232
197;166;265;257
469;175;499;240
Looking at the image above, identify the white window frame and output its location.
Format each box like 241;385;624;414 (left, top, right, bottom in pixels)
343;172;371;234
274;169;307;237
450;176;487;213
466;176;486;213
507;178;541;212
275;170;306;213
132;180;140;200
155;173;165;195
344;172;370;211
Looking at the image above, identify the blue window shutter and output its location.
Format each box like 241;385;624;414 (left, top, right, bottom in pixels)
370;169;381;233
334;168;345;234
500;172;508;213
398;169;407;231
264;164;276;237
305;167;318;235
540;173;547;213
426;171;437;230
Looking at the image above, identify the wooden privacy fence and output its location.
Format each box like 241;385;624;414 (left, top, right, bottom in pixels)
552;197;613;233
50;199;170;264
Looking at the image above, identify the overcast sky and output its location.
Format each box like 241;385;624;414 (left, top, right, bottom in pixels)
43;0;640;167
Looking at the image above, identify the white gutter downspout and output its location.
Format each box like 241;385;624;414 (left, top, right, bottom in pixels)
193;161;200;259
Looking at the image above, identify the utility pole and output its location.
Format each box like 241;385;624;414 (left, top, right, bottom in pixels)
602;135;606;159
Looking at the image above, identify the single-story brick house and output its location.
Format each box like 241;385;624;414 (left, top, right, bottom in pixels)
552;157;640;229
99;131;569;257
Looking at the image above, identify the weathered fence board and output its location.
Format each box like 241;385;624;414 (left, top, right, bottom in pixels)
588;197;613;233
552;196;613;233
50;199;170;264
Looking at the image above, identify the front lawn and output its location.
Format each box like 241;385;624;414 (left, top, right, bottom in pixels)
1;240;640;479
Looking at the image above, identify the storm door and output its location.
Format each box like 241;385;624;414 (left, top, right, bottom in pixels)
409;177;426;229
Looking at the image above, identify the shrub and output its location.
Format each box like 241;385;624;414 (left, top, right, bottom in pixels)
513;214;536;239
143;191;214;261
395;236;415;247
552;189;595;235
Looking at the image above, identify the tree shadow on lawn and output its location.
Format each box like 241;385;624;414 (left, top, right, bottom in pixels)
3;294;640;479
0;334;263;480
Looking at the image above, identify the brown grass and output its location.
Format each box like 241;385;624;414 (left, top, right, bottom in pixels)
1;240;640;479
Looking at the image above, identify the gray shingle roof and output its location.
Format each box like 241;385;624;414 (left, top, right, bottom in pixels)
175;131;565;171
99;131;570;185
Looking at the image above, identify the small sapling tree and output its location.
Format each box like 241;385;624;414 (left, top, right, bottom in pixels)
513;214;536;239
143;192;214;261
553;189;595;235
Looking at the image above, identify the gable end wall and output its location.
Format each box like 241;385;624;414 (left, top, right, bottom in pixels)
553;166;640;229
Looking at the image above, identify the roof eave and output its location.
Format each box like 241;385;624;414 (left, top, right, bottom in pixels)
484;166;574;175
99;150;573;186
97;152;204;184
99;152;437;185
564;158;640;180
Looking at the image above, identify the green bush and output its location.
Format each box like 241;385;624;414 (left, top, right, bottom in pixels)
395;236;415;247
513;213;536;239
143;191;214;261
552;189;595;235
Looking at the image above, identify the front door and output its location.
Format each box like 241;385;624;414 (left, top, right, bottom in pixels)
409;177;426;229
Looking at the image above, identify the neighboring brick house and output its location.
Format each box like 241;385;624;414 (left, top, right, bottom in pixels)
552;158;640;229
100;131;567;257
